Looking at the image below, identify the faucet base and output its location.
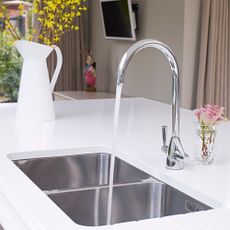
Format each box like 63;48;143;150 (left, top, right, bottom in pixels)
166;157;184;170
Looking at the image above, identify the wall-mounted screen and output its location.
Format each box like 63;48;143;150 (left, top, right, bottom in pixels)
100;0;136;41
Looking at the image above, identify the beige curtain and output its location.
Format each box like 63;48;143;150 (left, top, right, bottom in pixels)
48;3;89;91
196;0;230;117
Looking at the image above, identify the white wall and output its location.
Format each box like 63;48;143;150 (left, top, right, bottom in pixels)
90;0;200;108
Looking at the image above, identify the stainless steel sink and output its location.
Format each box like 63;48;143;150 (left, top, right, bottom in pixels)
12;153;212;226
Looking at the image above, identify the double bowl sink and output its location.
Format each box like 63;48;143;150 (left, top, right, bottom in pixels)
13;153;211;226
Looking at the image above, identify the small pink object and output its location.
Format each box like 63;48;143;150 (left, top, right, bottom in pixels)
193;104;226;125
85;70;96;87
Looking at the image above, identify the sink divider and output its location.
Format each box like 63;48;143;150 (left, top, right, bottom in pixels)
44;179;162;195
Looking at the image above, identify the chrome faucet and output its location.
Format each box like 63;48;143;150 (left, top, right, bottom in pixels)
116;39;188;170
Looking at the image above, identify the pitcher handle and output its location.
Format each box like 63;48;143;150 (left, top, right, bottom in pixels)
50;45;63;92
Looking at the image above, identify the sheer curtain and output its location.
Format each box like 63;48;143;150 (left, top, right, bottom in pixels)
196;0;230;117
48;2;89;91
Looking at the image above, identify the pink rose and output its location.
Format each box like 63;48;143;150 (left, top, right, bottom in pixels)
193;105;225;125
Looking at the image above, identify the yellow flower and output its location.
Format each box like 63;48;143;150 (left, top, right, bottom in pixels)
48;14;54;21
57;24;63;32
44;20;54;29
44;37;51;45
46;1;56;11
53;37;60;42
38;17;43;23
27;34;33;41
18;4;24;16
0;5;6;18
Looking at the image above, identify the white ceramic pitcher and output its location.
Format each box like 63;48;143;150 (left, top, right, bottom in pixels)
15;40;63;122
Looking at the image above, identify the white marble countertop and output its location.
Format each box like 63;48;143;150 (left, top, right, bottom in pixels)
0;98;230;229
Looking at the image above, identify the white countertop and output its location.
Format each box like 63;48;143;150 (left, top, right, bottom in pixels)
0;98;230;229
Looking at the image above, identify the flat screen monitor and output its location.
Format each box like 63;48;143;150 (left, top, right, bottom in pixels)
100;0;136;41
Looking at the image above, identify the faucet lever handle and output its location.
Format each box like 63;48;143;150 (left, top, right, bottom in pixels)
161;126;168;153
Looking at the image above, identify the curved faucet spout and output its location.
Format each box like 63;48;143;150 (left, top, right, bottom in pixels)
116;39;187;170
117;39;180;138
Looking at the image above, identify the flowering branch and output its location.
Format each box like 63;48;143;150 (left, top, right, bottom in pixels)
0;0;87;45
0;4;21;41
33;0;87;45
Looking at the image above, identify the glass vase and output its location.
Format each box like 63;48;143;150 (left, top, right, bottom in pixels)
194;124;217;165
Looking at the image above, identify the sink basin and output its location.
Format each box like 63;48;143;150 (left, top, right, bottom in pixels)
49;182;211;226
13;153;150;191
12;152;212;226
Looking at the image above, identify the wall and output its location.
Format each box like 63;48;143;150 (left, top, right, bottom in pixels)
182;0;201;109
90;0;200;108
